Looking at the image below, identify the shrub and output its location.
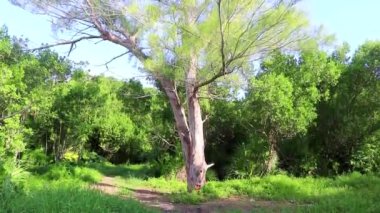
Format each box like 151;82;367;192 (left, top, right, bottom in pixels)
63;151;79;162
43;164;72;180
206;169;219;181
80;150;106;163
22;148;50;167
351;130;380;173
153;151;183;178
227;138;269;178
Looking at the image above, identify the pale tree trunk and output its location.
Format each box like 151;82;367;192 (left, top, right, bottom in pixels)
158;55;213;192
266;131;278;174
185;55;208;191
266;143;278;173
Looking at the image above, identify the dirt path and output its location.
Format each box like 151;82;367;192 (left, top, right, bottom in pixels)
91;176;119;195
92;176;295;213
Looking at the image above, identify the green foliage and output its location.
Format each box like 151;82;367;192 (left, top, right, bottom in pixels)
231;48;343;176
63;151;79;162
80;150;106;163
227;138;269;178
205;169;218;181
248;48;343;136
351;130;380;173
2;162;379;212
22;148;50;167
1;17;380;213
307;41;380;175
151;145;183;178
32;163;102;184
248;73;298;134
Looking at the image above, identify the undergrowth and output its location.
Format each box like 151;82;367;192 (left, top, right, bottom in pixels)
2;162;379;213
111;163;380;212
0;163;156;213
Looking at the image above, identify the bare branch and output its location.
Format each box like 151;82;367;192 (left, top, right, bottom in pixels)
153;134;176;150
98;50;131;67
196;67;235;89
217;0;226;74
30;35;102;56
202;114;209;123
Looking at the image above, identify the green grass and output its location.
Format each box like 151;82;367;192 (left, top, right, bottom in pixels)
1;179;156;213
110;163;380;212
85;162;156;178
0;163;156;213
2;162;379;212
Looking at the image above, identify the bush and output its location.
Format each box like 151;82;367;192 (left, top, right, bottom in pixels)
63;151;79;162
227;138;269;178
152;151;183;178
80;150;106;163
22;148;50;168
206;169;218;181
0;160;29;191
38;163;102;183
42;164;72;180
351;130;380;173
0;164;29;208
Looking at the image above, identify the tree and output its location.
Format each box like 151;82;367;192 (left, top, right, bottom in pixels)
310;41;380;175
245;47;342;174
12;0;308;191
0;27;32;181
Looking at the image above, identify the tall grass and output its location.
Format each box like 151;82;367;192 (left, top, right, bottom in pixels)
2;181;156;213
0;163;156;213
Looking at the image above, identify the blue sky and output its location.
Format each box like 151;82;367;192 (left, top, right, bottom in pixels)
1;0;380;80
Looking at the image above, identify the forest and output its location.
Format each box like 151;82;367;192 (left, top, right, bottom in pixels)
1;0;380;212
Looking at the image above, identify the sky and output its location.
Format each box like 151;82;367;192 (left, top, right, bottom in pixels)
1;0;380;80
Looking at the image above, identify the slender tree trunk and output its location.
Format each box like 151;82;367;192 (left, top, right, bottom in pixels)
267;143;278;173
266;131;278;174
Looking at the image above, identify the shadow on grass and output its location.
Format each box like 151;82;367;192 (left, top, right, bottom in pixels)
31;162;157;182
84;163;157;179
123;187;169;201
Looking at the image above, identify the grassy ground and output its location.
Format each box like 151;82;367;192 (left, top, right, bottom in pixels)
1;162;379;212
0;163;156;213
103;163;380;212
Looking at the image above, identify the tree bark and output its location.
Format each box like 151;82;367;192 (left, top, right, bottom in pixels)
266;132;278;174
185;55;208;191
267;143;278;173
158;55;212;191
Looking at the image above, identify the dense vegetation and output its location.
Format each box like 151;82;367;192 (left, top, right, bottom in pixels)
0;20;379;212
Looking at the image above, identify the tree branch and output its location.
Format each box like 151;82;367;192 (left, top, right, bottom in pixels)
0;107;30;122
217;0;226;75
195;67;235;89
85;0;149;62
30;35;102;56
202;114;209;123
99;50;131;69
